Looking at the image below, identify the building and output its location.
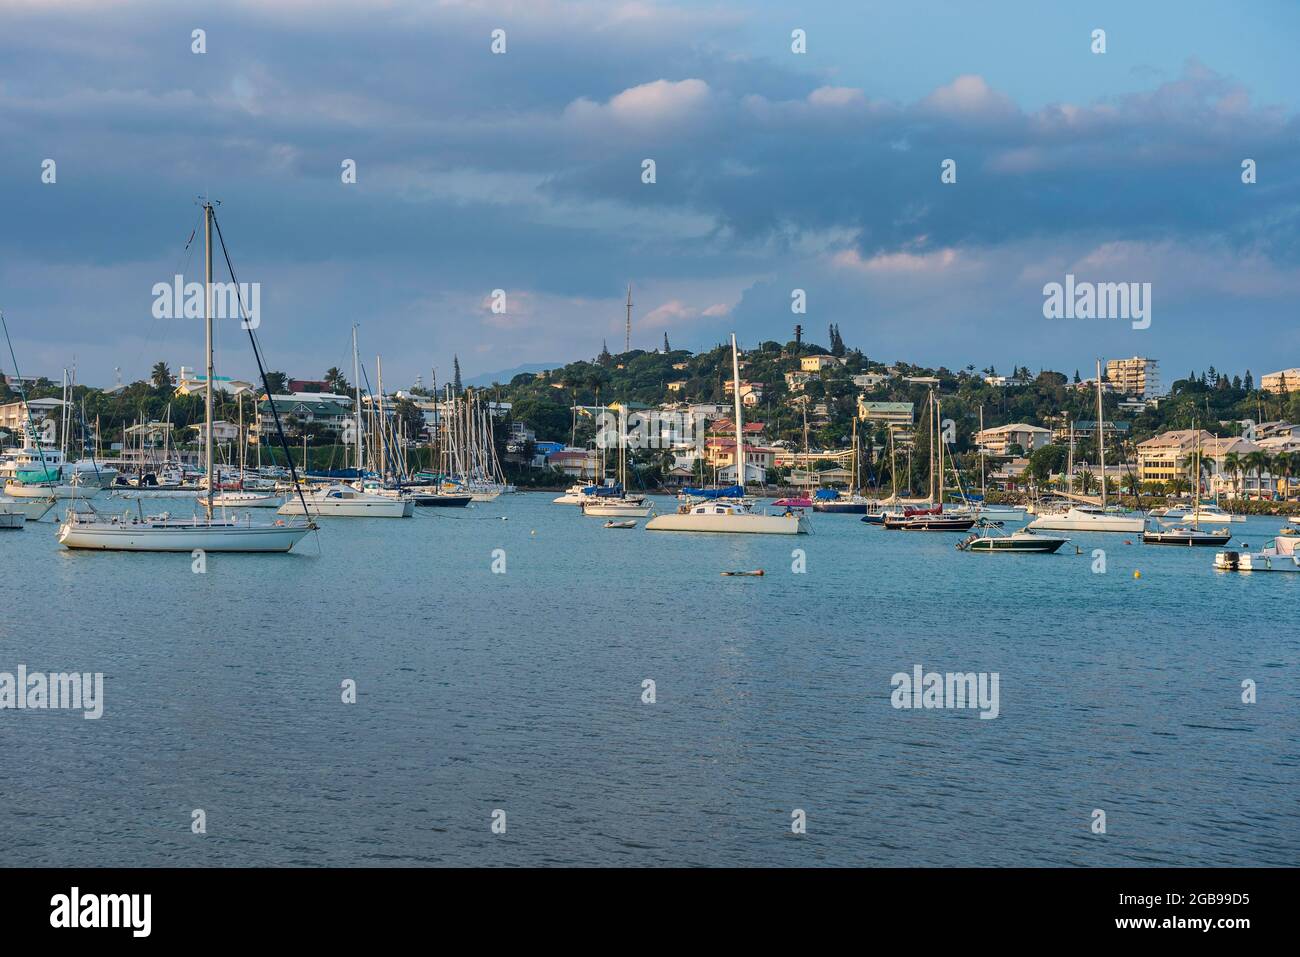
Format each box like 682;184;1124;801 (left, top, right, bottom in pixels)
784;371;814;392
982;374;1032;387
1261;368;1300;395
1135;429;1216;484
772;448;855;470
545;448;597;478
852;372;890;390
1053;420;1130;443
799;355;844;373
857;400;914;427
1105;357;1160;398
703;437;776;478
252;395;354;441
0;397;67;435
975;423;1051;455
666;380;687;393
722;380;765;405
187;420;241;444
175;366;255;396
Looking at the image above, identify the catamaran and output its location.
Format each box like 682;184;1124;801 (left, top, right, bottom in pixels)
59;200;314;552
646;334;809;535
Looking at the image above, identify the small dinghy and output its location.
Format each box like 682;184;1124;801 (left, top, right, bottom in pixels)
603;519;637;529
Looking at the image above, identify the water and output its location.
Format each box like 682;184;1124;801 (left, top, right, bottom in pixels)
3;495;1297;866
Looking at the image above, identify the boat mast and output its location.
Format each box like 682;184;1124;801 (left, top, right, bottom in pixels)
203;200;214;520
731;333;744;490
1095;358;1106;510
352;325;363;476
979;405;985;500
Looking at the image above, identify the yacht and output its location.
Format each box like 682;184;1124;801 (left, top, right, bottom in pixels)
1152;502;1246;523
58;201;313;553
646;334;810;536
1142;523;1233;546
277;483;414;518
1026;504;1145;533
1216;536;1300;573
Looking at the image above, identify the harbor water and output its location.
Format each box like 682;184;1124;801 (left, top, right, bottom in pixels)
2;493;1297;866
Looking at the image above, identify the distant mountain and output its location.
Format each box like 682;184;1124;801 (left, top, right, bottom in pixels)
463;362;562;387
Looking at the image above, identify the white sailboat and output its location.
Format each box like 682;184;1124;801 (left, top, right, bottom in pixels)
646;334;809;535
276;327;412;518
1026;359;1145;534
582;406;652;517
59;201;314;552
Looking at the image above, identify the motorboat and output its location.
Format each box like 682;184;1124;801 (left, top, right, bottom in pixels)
277;483;414;518
1025;504;1145;533
582;497;653;518
1215;536;1300;573
956;524;1068;553
0;494;56;521
1142;523;1233;546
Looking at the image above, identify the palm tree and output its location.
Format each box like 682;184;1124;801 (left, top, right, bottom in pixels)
1222;451;1244;500
324;367;349;393
1243;450;1272;500
151;361;173;390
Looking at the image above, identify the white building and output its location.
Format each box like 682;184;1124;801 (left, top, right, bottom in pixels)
1105;356;1160;399
975;423;1051;455
1261;368;1300;395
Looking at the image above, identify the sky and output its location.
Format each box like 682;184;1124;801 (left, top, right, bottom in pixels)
1;0;1298;389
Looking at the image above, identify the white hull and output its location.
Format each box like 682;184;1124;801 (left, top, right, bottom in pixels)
470;491;501;502
1026;508;1144;533
202;493;284;508
0;496;55;521
5;481;79;499
278;499;413;518
975;505;1028;522
59;518;311;552
646;511;809;534
553;493;584;504
582;501;652;517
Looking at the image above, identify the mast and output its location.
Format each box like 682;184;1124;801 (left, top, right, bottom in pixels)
979;405;985;500
203;200;214;519
352;325;363;475
731;333;744;489
1095;358;1106;509
625;283;632;354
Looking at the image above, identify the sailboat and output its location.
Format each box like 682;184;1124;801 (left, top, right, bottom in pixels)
1025;359;1145;534
883;390;975;531
582;406;652;517
646;334;809;535
813;418;871;512
277;327;413;518
1142;429;1232;546
59;201;315;552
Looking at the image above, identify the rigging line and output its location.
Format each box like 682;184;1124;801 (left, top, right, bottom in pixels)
0;310;55;478
208;208;315;525
358;361;403;488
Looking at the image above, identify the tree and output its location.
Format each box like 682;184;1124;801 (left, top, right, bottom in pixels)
324;366;350;394
663;332;670;352
452;355;463;393
263;371;288;394
1244;370;1254;392
151;361;173;390
1222;452;1244;499
1243;451;1272;499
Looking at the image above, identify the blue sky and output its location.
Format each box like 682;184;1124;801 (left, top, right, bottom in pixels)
1;0;1297;388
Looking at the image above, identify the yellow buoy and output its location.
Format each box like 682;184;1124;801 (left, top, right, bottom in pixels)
1133;570;1141;579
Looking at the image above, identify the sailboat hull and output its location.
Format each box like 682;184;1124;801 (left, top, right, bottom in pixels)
1026;510;1145;533
0;496;56;521
278;498;413;518
645;511;809;534
58;520;311;552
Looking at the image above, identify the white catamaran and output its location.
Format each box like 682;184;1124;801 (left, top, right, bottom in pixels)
59;201;314;552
